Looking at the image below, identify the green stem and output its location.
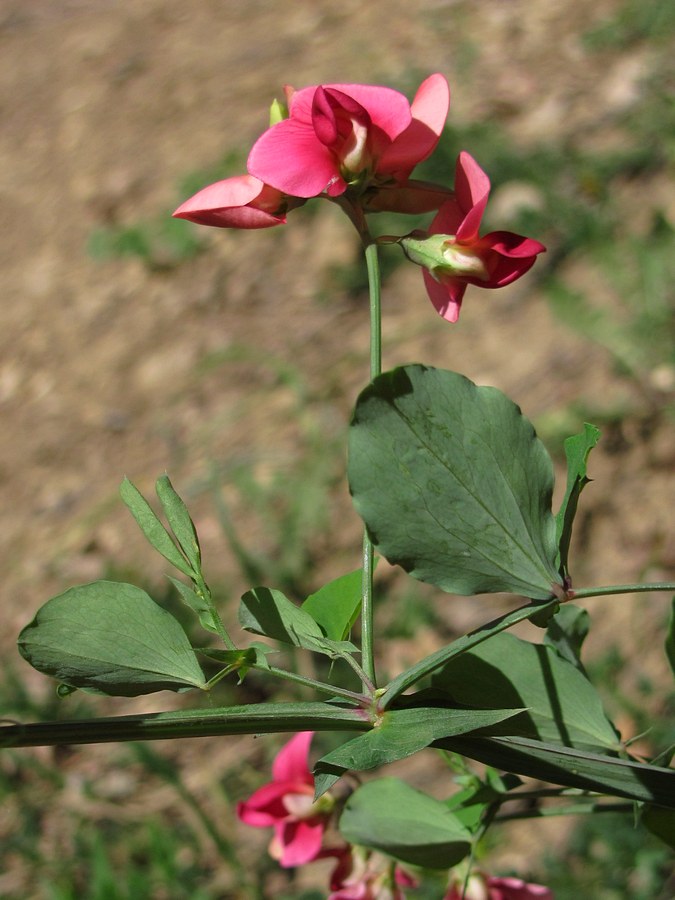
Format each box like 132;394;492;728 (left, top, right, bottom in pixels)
0;701;371;749
493;800;632;822
195;574;237;651
263;663;370;705
360;239;382;688
573;582;675;600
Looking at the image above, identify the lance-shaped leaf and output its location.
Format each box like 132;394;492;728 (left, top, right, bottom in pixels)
18;581;206;696
438;734;675;808
555;423;601;576
348;365;562;599
120;478;194;578
339;777;472;869
155;474;202;573
432;632;619;752
313;705;525;797
239;587;357;657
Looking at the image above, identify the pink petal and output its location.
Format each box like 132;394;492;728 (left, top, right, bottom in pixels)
236;781;292;827
429;197;466;236
480;231;547;259
248;118;341;197
423;269;465;322
272;731;314;784
172;175;285;229
487;876;554;899
276;817;325;867
477;231;546;287
454;151;490;241
378;73;450;177
289;83;412;142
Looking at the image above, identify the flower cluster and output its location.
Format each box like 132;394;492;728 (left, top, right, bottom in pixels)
238;733;553;900
174;74;544;322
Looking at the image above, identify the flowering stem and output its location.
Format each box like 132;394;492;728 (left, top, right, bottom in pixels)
572;582;675;600
360;239;382;688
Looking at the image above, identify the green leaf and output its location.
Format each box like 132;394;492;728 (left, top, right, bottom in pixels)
438;734;675;808
667;597;675;678
432;632;619;751
642;805;675;849
313;706;525;797
239;587;357;658
348;365;561;599
544;603;590;672
380;598;559;709
120;478;193;578
301;569;363;641
155;475;201;573
339;778;472;868
18;582;206;696
168;577;219;635
555;423;601;577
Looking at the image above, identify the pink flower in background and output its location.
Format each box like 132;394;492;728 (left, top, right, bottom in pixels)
445;873;554;899
173;174;298;229
327;846;416;900
248;74;450;201
237;732;333;867
401;151;546;322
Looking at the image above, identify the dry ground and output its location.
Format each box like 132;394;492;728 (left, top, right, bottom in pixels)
0;1;673;896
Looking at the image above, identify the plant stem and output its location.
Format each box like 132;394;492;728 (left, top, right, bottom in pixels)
263;663;370;705
0;701;371;749
360;239;382;688
195;573;237;651
573;582;675;600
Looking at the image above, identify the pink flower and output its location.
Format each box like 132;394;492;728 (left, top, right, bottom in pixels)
237;732;333;867
401;151;546;322
173;174;301;229
247;74;450;204
327;846;416;900
445;873;554;899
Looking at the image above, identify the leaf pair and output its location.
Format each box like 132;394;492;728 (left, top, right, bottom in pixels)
18;477;213;696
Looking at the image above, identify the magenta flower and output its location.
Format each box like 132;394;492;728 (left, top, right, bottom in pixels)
173;174;300;229
247;74;450;203
445;874;554;899
401;151;546;322
237;732;333;867
327;847;416;900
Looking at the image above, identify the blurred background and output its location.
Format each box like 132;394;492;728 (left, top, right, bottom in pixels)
0;1;673;897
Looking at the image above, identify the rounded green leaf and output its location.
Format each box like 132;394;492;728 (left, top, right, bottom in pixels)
348;365;561;599
18;581;206;696
339;777;471;868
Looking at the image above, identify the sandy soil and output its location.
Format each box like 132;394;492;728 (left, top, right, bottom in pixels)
0;1;673;895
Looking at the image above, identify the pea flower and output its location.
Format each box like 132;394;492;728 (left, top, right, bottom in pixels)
327;846;416;900
247;74;450;207
400;151;546;322
444;872;554;899
237;731;333;867
173;174;301;229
